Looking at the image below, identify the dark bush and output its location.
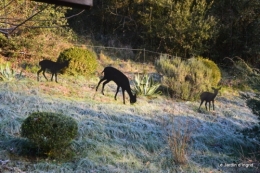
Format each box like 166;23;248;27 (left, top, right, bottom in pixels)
240;98;260;160
57;47;98;77
247;98;260;117
21;112;78;158
0;34;19;57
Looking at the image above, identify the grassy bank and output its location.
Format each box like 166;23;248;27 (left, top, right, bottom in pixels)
0;69;259;172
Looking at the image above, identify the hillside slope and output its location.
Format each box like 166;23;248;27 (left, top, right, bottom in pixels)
0;72;259;173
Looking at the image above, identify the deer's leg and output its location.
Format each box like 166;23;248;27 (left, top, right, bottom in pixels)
96;78;106;91
101;80;110;95
50;73;54;81
54;73;58;83
205;101;208;111
37;68;43;81
199;100;204;110
122;90;126;104
209;101;211;111
212;100;215;110
114;86;120;100
42;69;48;81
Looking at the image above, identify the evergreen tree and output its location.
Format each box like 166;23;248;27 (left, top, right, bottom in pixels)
67;0;218;58
211;0;260;63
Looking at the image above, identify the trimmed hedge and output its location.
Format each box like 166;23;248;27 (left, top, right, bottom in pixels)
21;112;78;157
57;47;98;77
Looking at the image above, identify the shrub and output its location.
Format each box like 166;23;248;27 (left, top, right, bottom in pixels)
133;73;161;96
57;47;98;77
224;57;260;90
156;55;221;100
240;98;260;160
0;34;18;57
247;98;260;118
197;57;221;86
21;112;78;158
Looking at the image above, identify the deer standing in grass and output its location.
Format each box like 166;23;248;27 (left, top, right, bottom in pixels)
96;66;137;104
199;87;221;111
37;59;70;83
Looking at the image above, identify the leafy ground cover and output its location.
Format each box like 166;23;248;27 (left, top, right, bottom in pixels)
0;64;259;173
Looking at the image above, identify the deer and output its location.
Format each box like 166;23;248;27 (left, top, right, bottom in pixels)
199;87;221;111
37;59;70;83
96;66;137;104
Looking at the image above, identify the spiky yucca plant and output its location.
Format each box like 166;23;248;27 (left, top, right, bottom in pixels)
133;73;161;96
0;63;22;81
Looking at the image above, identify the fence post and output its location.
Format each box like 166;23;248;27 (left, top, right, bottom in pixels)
143;48;145;71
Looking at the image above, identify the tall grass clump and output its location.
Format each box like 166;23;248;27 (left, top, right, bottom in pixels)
168;121;193;165
155;54;221;100
21;112;78;159
57;47;98;77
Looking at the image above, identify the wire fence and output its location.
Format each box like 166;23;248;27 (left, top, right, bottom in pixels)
84;44;173;65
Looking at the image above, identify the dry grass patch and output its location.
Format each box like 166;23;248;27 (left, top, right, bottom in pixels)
168;120;194;165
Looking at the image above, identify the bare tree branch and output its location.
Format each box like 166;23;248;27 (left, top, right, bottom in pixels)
65;9;85;19
8;5;49;34
0;0;15;11
0;4;49;37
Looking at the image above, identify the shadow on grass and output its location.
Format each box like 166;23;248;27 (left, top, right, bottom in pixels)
0;137;77;162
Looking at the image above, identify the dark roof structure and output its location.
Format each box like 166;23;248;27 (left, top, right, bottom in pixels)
32;0;93;8
0;0;93;36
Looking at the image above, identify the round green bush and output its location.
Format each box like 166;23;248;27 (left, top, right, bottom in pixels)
57;47;98;77
21;112;78;157
197;57;221;86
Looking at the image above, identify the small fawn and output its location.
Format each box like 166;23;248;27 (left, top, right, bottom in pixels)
37;59;70;83
199;87;221;111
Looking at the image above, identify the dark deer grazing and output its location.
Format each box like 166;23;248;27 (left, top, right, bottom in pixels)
37;59;70;83
199;87;221;111
96;66;137;104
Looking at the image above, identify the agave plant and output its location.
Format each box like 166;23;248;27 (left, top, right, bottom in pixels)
0;63;22;81
133;73;161;96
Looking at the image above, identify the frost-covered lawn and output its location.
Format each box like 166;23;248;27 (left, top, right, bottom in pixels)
0;76;259;173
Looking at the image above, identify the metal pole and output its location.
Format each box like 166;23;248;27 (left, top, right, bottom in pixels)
143;48;145;71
